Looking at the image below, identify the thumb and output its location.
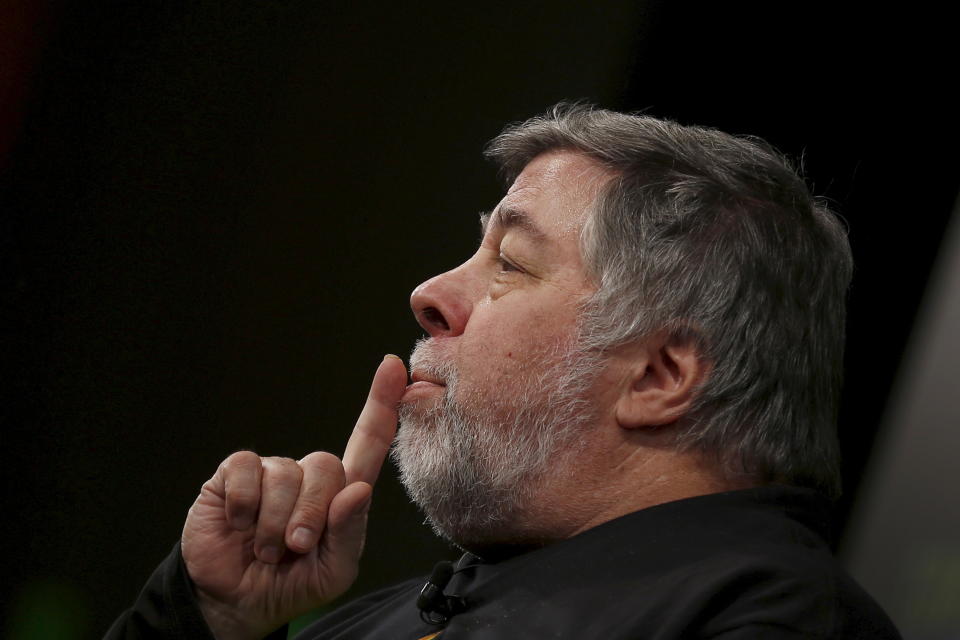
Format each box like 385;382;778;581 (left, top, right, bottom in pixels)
318;481;373;595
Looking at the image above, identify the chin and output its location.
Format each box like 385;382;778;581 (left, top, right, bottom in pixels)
420;489;542;548
392;332;605;555
426;503;567;559
392;400;577;557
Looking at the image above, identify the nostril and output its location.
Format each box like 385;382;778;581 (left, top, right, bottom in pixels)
422;307;450;332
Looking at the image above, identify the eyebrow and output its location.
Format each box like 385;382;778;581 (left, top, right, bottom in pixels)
478;206;547;242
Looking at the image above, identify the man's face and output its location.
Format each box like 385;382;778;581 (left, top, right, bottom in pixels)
392;151;614;550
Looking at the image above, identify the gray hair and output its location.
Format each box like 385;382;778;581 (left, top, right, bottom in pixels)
485;103;852;498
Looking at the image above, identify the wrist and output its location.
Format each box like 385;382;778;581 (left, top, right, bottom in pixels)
195;589;267;640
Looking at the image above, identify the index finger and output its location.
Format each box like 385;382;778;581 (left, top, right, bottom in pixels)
342;354;407;486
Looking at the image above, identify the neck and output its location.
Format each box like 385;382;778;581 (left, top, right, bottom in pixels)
502;439;758;546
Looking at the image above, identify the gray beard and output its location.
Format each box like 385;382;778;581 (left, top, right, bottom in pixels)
390;338;603;550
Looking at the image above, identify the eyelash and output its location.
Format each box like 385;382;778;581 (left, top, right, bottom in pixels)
497;253;522;274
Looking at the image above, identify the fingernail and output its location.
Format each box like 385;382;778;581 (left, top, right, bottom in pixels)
384;354;401;361
233;514;253;531
291;527;314;549
260;545;282;564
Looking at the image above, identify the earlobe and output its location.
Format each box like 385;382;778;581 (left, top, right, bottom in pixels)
614;333;707;429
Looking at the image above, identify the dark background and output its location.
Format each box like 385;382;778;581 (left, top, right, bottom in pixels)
2;2;956;638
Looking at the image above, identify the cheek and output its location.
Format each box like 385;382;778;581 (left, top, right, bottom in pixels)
458;310;577;383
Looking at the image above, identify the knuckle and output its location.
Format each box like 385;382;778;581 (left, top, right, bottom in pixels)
221;451;263;487
299;451;344;476
224;450;261;470
222;453;262;489
262;457;303;488
262;455;299;473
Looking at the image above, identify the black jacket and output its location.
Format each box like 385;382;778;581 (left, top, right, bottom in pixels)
107;486;901;639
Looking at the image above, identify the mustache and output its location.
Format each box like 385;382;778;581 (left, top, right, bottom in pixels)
408;338;459;387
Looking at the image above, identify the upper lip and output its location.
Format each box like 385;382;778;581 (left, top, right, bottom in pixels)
411;370;446;386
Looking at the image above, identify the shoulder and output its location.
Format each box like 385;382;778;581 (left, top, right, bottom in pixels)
623;488;902;639
686;542;899;638
508;486;901;639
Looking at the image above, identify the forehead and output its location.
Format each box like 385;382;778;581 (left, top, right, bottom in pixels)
500;151;611;238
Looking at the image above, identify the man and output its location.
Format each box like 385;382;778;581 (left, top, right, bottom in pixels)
109;104;900;639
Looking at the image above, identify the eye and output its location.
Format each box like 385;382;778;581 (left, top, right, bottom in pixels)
497;253;522;274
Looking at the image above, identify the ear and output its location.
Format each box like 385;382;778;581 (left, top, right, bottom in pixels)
614;332;708;429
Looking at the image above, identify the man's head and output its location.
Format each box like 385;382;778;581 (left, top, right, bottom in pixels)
393;104;852;549
393;151;615;549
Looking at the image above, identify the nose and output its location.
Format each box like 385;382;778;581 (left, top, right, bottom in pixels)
410;267;473;338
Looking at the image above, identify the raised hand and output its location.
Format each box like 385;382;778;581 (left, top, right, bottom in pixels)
181;355;407;640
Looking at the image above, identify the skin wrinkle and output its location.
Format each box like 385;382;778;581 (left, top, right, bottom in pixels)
395;157;567;548
509;108;842;494
561;164;614;237
390;103;850;558
395;151;757;553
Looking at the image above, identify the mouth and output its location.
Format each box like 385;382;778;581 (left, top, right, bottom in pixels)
411;370;446;386
402;369;447;402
